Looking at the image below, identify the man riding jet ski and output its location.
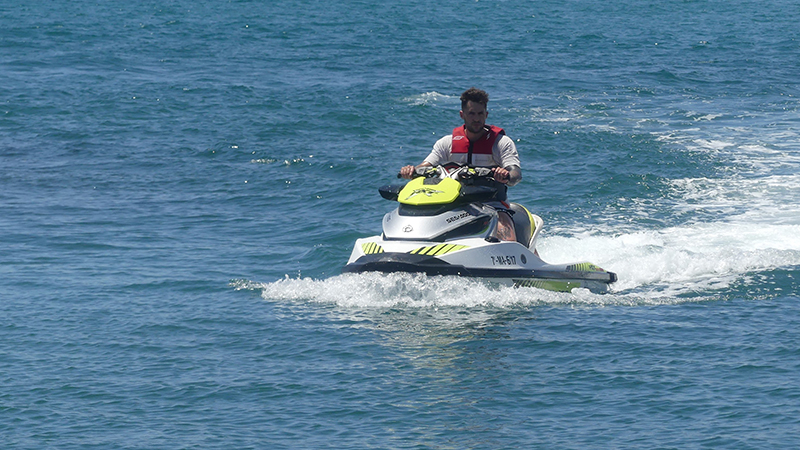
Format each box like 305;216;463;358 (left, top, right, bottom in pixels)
342;164;617;293
400;87;522;241
343;88;616;292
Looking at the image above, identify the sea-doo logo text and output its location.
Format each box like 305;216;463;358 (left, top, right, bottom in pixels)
446;211;471;223
405;188;444;201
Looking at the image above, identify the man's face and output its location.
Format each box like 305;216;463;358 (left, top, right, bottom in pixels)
460;101;488;134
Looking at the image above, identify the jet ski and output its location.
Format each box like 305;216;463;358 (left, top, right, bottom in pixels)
342;163;617;293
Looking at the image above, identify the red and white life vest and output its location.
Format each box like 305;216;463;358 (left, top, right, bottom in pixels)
451;125;505;165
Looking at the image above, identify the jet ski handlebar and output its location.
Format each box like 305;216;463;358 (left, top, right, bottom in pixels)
396;164;495;181
458;166;494;179
384;164;505;202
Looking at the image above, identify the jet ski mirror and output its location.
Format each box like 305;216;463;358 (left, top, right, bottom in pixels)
379;184;402;201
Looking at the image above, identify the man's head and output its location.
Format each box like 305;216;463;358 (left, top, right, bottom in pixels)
460;88;490;134
460;87;489;110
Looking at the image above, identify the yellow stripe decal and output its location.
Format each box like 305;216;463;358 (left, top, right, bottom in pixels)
362;243;384;255
438;244;464;255
409;244;469;256
434;244;453;256
566;263;605;272
427;244;446;255
514;279;581;292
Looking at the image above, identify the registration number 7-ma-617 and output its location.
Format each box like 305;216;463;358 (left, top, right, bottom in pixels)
490;255;517;266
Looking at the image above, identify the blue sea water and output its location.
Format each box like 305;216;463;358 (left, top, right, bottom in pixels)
2;0;800;448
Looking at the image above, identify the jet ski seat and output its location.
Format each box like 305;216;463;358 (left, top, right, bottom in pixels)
508;203;536;248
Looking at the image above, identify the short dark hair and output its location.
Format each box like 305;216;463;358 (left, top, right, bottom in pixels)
461;87;489;110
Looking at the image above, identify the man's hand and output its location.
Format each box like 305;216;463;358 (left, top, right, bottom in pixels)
497;165;522;186
399;165;417;179
492;166;511;184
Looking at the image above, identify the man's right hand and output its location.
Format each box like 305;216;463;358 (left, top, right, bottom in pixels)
399;165;416;179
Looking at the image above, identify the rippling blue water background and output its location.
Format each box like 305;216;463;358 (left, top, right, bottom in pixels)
3;0;800;448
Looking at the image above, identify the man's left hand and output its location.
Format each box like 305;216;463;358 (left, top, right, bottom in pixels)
492;167;510;184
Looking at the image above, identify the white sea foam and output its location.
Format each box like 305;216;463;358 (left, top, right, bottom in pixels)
238;266;714;311
589;131;800;296
402;91;456;107
236;273;583;308
553;145;800;296
695;114;723;121
539;221;800;297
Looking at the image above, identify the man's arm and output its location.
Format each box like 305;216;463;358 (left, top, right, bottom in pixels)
506;164;522;186
494;135;522;186
491;165;522;185
400;136;450;179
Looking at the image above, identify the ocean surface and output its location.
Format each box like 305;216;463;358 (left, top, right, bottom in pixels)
2;0;800;448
